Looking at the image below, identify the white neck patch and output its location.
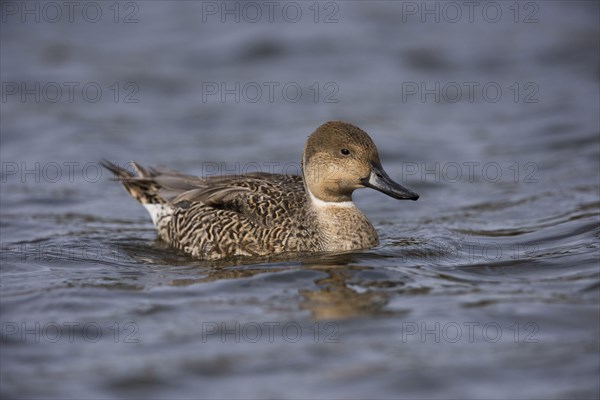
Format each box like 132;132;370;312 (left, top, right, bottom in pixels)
307;187;355;209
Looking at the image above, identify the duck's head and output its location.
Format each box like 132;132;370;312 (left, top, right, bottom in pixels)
302;121;419;204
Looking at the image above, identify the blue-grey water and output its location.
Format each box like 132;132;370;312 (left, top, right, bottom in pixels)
1;1;599;399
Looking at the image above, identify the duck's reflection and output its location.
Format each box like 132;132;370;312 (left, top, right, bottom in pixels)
298;266;390;320
120;243;393;320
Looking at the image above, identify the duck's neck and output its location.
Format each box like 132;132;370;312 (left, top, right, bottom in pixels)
306;188;354;209
306;189;378;251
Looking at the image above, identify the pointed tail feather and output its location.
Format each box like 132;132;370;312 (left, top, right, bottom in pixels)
101;160;166;205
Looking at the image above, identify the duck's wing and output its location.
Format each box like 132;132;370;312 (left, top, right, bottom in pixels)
169;173;306;227
102;161;305;227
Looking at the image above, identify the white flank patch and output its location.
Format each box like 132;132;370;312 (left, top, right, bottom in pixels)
307;188;355;209
143;203;169;225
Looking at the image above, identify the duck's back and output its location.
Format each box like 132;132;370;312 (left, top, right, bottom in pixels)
163;172;317;259
103;162;317;259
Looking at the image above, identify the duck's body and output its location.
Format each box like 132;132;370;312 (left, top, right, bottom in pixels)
103;121;418;260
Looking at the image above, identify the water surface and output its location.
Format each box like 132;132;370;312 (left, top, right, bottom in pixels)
1;1;599;399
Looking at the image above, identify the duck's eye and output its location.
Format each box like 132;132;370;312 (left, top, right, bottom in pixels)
340;148;350;156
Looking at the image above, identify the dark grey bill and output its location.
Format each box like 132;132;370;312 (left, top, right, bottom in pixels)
362;163;419;201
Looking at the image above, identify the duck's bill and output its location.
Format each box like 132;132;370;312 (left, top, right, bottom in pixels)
363;164;419;201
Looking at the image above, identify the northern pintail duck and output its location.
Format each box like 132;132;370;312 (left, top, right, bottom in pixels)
103;121;419;260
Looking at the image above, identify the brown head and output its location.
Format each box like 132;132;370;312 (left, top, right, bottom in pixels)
301;121;419;204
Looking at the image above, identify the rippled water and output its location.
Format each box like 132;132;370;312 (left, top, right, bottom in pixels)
1;1;599;399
